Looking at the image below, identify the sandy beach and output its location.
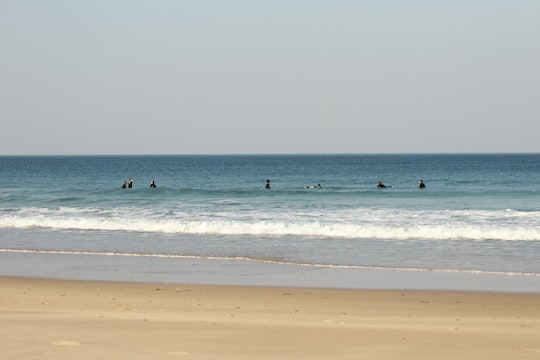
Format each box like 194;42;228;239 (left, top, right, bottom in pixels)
1;277;539;359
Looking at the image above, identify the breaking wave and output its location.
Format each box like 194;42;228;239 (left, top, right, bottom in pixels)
1;206;539;241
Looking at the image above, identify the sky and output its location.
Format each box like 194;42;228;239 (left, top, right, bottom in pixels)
1;0;539;155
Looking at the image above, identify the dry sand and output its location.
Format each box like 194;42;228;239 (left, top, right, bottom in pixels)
1;276;539;359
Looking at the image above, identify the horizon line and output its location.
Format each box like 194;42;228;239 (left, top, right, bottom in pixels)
1;151;539;157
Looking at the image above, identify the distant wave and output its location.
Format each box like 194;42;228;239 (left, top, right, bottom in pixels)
1;248;538;277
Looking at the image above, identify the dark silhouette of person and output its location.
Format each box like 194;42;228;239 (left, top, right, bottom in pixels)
377;180;386;189
150;180;156;188
418;179;426;188
121;180;127;188
265;179;271;189
128;178;134;188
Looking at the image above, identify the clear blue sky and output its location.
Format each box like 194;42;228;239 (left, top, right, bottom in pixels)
1;1;539;155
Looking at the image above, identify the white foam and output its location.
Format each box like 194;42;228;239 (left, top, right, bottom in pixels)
1;207;540;241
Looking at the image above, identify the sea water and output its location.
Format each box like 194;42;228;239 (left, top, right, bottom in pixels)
1;154;539;291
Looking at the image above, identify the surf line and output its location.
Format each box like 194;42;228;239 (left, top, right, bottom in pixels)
1;248;539;277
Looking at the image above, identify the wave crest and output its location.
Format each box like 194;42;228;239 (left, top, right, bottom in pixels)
1;207;539;241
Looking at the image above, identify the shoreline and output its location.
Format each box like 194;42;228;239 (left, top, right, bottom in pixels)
1;249;539;293
2;276;540;359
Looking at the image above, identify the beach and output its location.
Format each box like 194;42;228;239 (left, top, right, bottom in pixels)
3;0;540;355
2;155;540;358
2;277;540;359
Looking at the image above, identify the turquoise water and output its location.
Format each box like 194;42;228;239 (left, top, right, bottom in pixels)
1;154;539;289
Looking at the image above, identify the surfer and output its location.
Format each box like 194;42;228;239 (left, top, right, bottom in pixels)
128;178;134;188
265;179;271;189
418;179;426;188
121;180;127;189
377;180;386;189
150;180;156;188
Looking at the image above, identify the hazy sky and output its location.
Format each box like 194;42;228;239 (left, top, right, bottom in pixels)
1;1;539;155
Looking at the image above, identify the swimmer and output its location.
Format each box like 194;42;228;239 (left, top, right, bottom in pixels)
150;180;156;188
377;180;386;189
121;180;127;189
128;178;134;188
265;179;271;189
418;179;426;188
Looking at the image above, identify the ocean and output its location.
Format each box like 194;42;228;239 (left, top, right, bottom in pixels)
1;154;539;292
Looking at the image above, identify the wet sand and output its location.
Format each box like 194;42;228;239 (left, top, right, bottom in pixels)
2;276;540;359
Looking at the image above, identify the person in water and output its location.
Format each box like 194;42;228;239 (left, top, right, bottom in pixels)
377;180;386;189
150;180;156;188
265;179;271;189
418;179;426;188
121;180;127;188
128;178;134;188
